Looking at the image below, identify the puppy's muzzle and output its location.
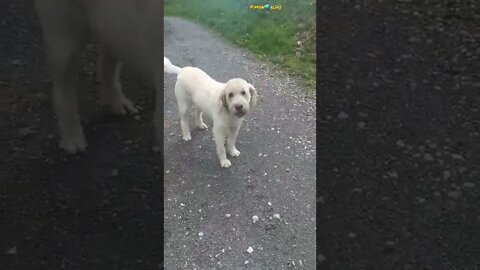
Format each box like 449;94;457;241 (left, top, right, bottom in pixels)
234;104;246;117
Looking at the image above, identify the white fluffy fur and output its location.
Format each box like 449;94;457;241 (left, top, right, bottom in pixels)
35;0;164;154
164;57;257;168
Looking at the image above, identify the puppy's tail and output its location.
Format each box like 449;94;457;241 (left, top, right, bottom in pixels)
164;57;182;74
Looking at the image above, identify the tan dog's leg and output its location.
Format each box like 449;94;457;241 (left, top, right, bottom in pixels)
227;125;241;157
97;48;138;115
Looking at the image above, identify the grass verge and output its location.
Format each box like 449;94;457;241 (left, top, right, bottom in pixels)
164;0;316;90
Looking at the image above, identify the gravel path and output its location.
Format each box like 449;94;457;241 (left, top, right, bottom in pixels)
163;17;316;269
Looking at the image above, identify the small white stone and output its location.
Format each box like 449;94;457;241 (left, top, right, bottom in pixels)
396;140;405;148
252;215;259;223
424;153;434;161
245;260;249;265
267;202;272;206
338;111;349;120
451;153;465;160
6;246;17;255
273;214;281;219
247;246;254;253
198;232;204;237
225;214;231;217
464;182;475;188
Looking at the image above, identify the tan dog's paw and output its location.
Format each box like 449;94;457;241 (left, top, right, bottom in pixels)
220;159;232;168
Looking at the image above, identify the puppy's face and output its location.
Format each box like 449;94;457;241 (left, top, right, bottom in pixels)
221;78;257;118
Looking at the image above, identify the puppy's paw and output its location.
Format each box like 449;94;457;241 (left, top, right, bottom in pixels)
220;159;232;168
182;133;192;141
197;122;208;130
60;134;87;154
228;148;241;157
106;96;139;115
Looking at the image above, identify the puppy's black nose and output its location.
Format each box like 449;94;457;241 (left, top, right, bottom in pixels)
235;105;243;110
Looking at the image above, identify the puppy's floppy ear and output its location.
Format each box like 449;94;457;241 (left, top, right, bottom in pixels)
248;83;257;108
217;87;228;113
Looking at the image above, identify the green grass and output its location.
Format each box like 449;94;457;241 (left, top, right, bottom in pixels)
164;0;316;90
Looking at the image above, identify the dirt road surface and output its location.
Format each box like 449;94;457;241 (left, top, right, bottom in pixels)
318;2;480;269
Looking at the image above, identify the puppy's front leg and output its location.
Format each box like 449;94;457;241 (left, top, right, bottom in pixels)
194;107;208;129
178;103;192;141
97;48;138;115
213;125;231;168
153;78;163;148
43;29;86;154
227;124;241;157
52;72;86;154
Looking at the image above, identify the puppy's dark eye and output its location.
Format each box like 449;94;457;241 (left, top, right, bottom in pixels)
228;93;234;98
241;91;246;95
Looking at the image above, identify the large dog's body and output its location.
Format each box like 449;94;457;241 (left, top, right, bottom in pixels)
164;58;257;168
35;0;163;153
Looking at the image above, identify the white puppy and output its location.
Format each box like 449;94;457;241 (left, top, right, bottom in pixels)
164;57;257;168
